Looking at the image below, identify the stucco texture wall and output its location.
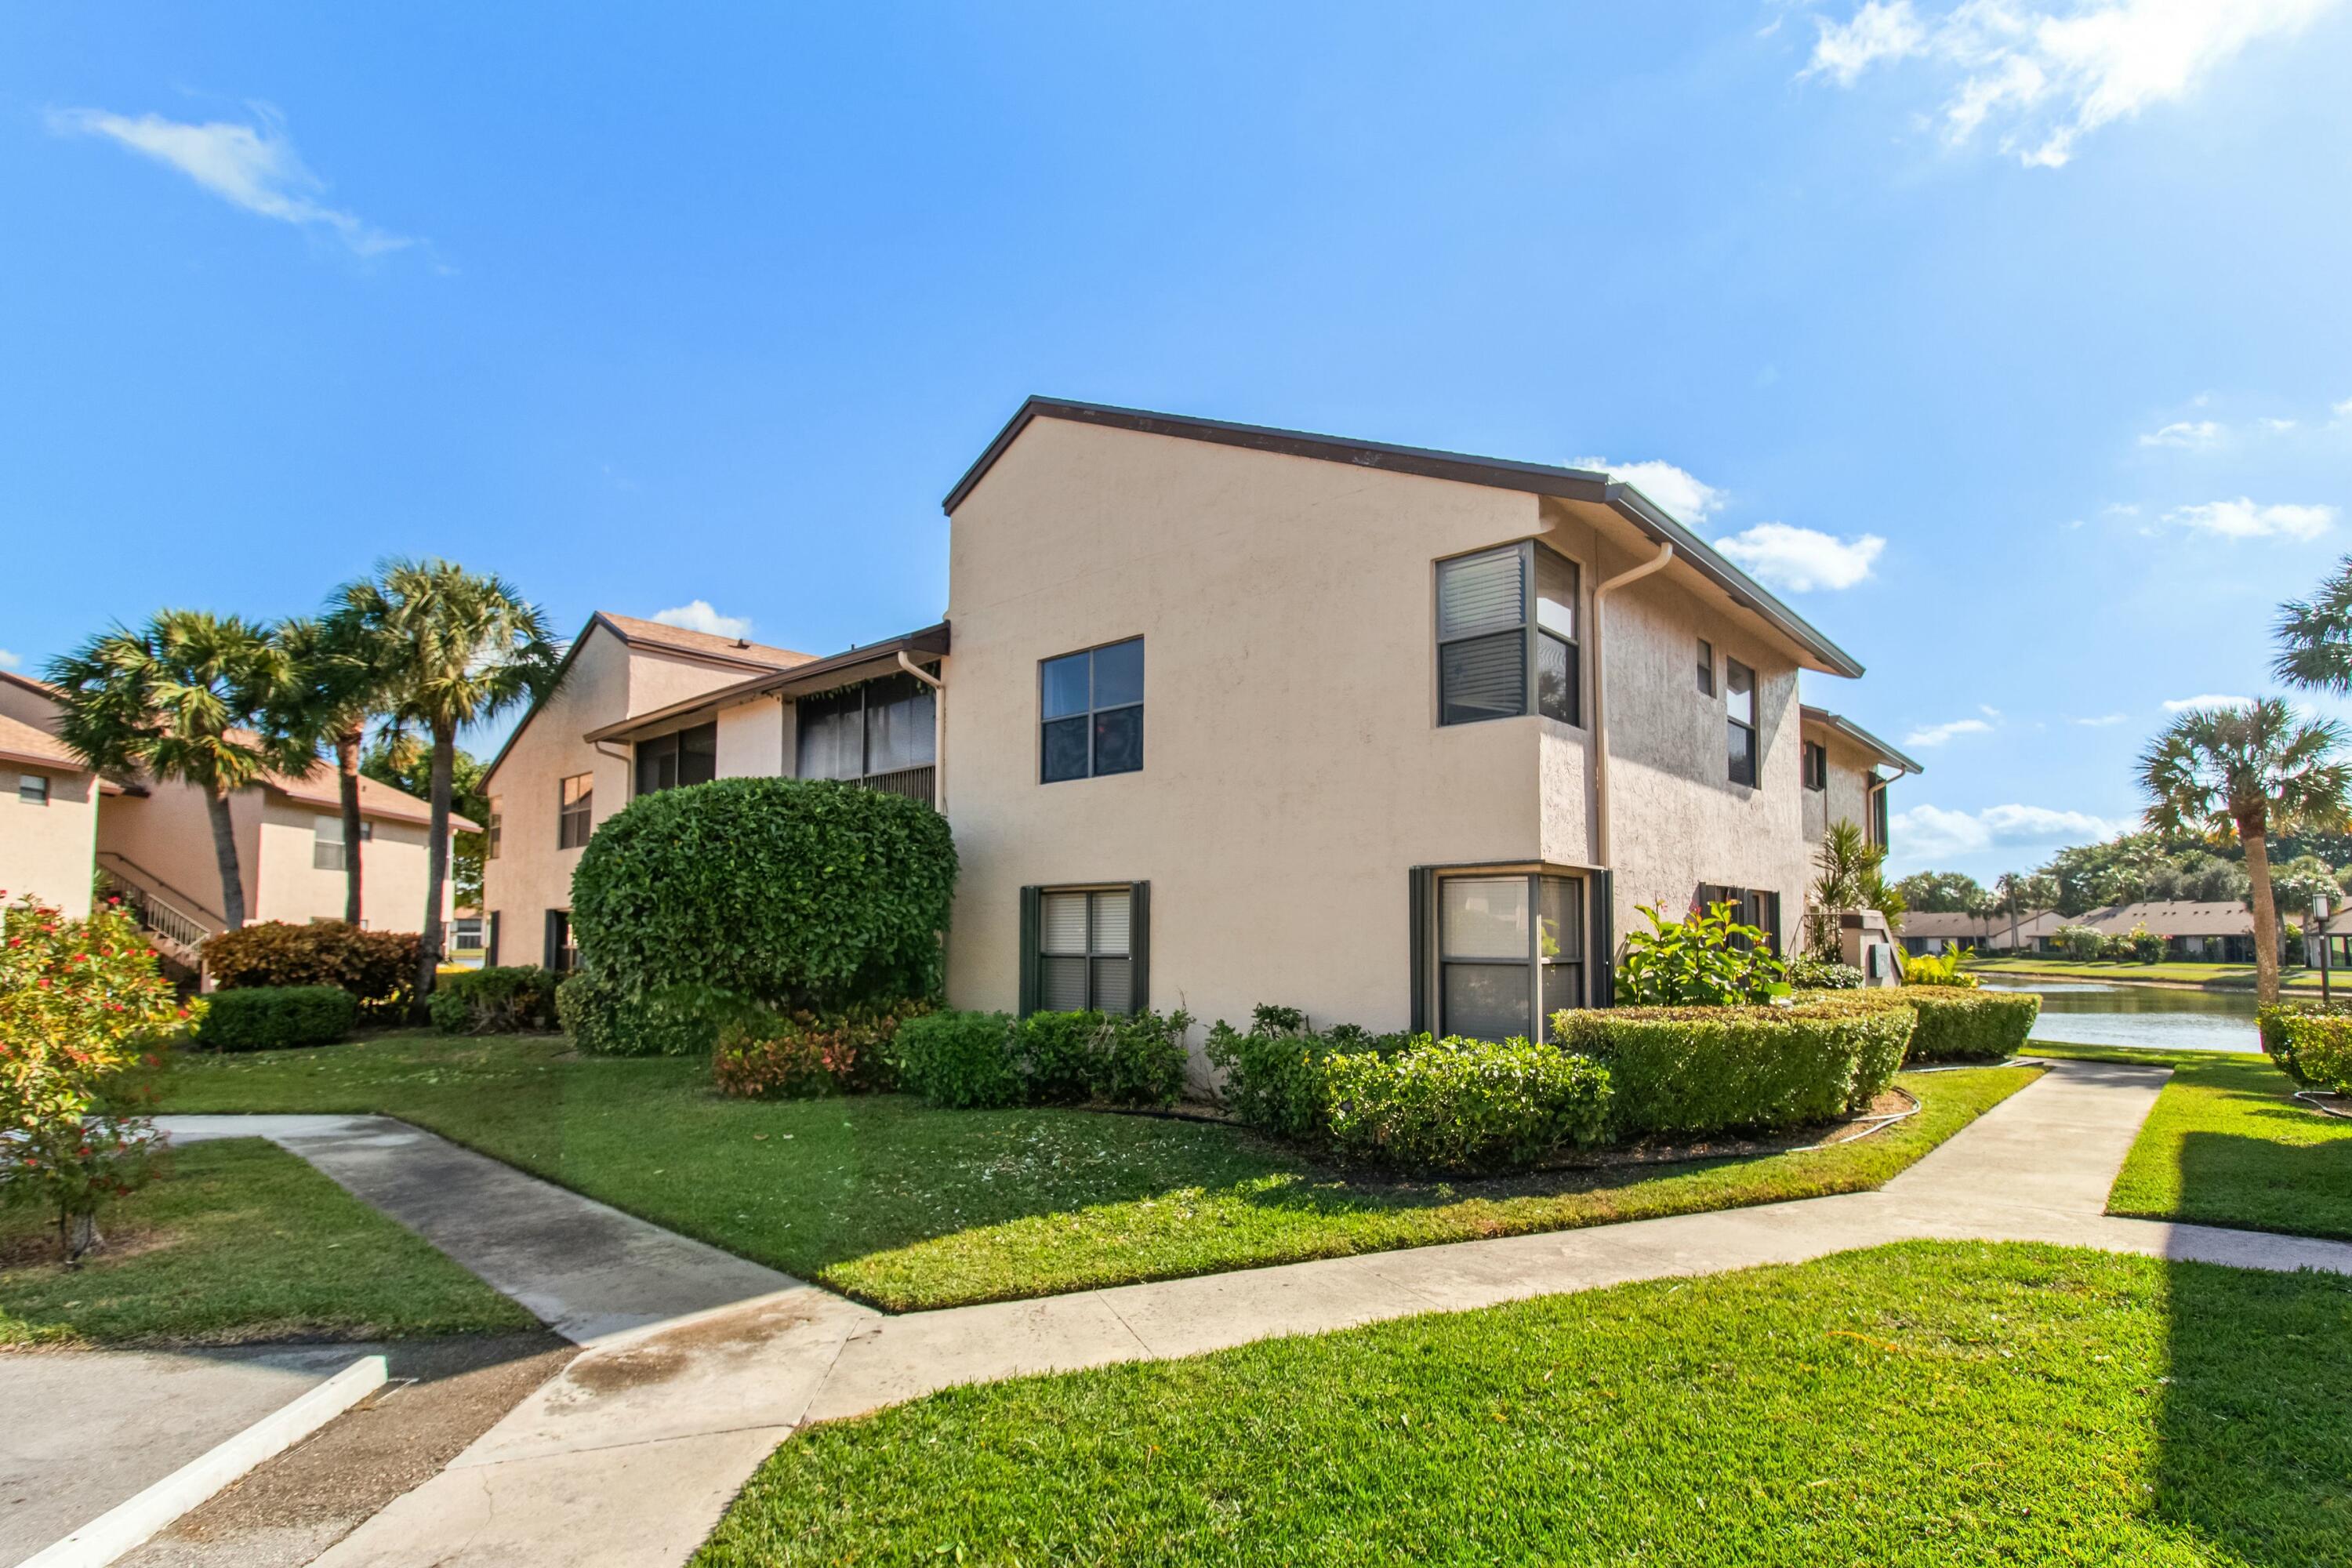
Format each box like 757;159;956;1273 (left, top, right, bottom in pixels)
0;766;99;919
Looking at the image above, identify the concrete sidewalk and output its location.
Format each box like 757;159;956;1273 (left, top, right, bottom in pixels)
180;1058;2352;1568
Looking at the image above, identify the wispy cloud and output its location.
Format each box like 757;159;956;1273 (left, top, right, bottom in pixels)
1802;0;2343;168
0;648;21;671
652;600;754;640
2261;417;2299;432
47;103;414;258
1905;717;1994;747
2139;419;2220;448
2167;497;2336;540
2073;712;2129;727
1891;801;2130;860
1571;457;1725;525
1715;522;1886;591
2162;693;2254;712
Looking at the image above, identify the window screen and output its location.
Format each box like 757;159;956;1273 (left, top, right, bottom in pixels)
1726;659;1758;787
1037;887;1134;1014
637;721;720;796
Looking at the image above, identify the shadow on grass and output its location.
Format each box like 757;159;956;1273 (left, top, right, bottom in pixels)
2169;1124;2352;1243
2158;1258;2352;1559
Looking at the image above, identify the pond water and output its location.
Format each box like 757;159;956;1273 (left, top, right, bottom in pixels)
1975;978;2261;1054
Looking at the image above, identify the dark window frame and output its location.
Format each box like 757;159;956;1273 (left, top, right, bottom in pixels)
544;909;578;973
486;805;502;861
1434;540;1583;731
1699;884;1783;956
311;814;373;872
795;667;940;786
557;774;593;850
1802;739;1828;792
1725;658;1759;788
1697;639;1715;696
1019;881;1152;1017
1038;637;1144;784
1434;870;1587;1043
635;720;719;797
17;772;49;806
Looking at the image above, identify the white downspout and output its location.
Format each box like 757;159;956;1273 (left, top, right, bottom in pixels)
898;652;945;813
1589;542;1675;871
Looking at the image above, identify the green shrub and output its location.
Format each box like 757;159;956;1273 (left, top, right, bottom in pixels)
2269;1011;2352;1094
191;985;358;1051
569;778;957;1016
1552;1000;1914;1137
2128;925;2165;964
1898;946;1978;987
2056;924;2107;962
1616;902;1788;1006
891;1010;1022;1108
1805;987;2039;1062
1786;954;1864;990
201;920;418;1014
711;1002;929;1099
556;971;748;1057
1101;1009;1192;1107
427;966;559;1035
1204;1007;1415;1143
1322;1036;1612;1173
1019;1011;1105;1104
2258;1000;2352;1086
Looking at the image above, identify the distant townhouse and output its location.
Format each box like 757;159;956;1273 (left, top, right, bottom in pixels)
485;400;1919;1045
2072;900;2272;964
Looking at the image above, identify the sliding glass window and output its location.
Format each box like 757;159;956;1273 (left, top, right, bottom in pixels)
1437;873;1585;1042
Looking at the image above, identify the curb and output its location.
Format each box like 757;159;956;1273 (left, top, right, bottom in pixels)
20;1354;389;1568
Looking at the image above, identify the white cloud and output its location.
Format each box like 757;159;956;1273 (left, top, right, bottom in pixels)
1891;801;2131;860
0;648;20;670
651;600;754;640
1804;0;1928;84
1802;0;2343;167
2139;419;2220;448
2261;417;2299;432
2167;497;2336;540
2162;692;2253;711
1715;522;1886;590
47;103;412;257
2334;397;2352;421
2072;712;2129;726
1905;717;1994;747
1571;457;1725;524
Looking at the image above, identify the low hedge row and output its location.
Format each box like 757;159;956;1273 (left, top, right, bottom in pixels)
201;920;418;1012
1551;1000;1913;1138
713;1002;931;1099
891;1008;1192;1109
556;972;750;1057
191;985;357;1051
1797;986;2041;1062
428;966;560;1035
2259;1002;2352;1092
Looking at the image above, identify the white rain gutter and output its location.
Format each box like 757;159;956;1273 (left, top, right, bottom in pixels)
1590;541;1675;869
898;652;945;813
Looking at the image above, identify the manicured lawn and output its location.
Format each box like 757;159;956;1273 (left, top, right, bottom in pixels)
2024;1040;2259;1069
1969;955;2325;991
148;1035;2040;1312
2107;1053;2352;1240
0;1138;536;1348
697;1240;2352;1566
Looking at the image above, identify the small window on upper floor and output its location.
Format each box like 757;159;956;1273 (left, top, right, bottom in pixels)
17;773;49;806
312;814;372;871
1697;639;1715;696
1726;659;1758;787
487;803;503;861
1803;739;1828;792
1040;638;1143;783
1436;542;1581;729
558;774;593;849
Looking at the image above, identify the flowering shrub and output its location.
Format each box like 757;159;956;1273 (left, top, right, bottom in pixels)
2056;924;2107;961
1786;954;1864;990
1;893;191;1260
1322;1035;1612;1173
711;1001;931;1099
2128;924;2166;964
1616;902;1788;1006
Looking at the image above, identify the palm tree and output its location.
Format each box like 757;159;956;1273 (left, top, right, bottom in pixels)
339;560;556;1014
273;615;396;925
2140;699;2351;1004
45;611;296;931
2274;556;2352;692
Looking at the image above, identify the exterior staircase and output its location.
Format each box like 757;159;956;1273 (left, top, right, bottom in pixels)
95;852;223;977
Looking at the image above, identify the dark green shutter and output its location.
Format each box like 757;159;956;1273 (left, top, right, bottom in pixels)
1128;881;1151;1015
1591;871;1615;1008
486;911;500;967
543;910;561;971
1764;891;1784;956
1018;886;1041;1017
1408;867;1432;1033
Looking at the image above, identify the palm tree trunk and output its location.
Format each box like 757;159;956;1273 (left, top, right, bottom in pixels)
2242;819;2281;1005
205;783;247;932
337;726;365;927
412;724;455;1022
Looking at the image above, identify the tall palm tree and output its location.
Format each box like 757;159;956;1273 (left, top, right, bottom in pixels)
2274;555;2352;693
2140;699;2351;1004
45;611;296;931
339;560;556;1014
273;615;396;925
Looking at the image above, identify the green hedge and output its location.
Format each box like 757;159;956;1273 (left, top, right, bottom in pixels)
1203;1009;1415;1143
427;966;560;1035
1323;1036;1612;1173
1800;987;2040;1062
1551;1000;1914;1138
555;971;742;1058
569;778;957;1016
191;985;358;1051
2259;1001;2352;1090
200;921;418;1014
890;1008;1193;1109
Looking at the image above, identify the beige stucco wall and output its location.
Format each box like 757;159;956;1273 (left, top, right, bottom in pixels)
250;796;445;931
1;764;99;919
715;696;788;779
942;418;1850;1047
94;779;252;931
1802;724;1878;845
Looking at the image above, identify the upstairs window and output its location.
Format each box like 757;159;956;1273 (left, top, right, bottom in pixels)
1803;740;1828;792
557;774;593;849
1436;542;1581;728
1726;659;1758;787
1040;638;1143;783
1697;639;1715;696
797;671;937;783
487;803;503;860
312;814;372;871
637;721;718;796
17;773;49;806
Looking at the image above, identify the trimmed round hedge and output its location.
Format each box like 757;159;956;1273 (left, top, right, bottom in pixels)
569;777;958;1020
1551;1000;1915;1137
1802;986;2041;1062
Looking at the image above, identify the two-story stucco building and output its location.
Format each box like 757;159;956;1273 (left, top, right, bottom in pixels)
484;399;1916;1048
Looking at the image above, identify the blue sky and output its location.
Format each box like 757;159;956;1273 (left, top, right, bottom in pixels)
5;2;2350;882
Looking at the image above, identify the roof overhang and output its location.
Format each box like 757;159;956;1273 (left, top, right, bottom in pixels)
1801;703;1923;776
585;622;950;746
0;746;89;775
943;397;1867;679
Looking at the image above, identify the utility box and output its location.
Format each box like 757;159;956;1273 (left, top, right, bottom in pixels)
1840;910;1903;988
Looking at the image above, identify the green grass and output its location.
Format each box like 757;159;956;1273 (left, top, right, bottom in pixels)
697;1240;2352;1566
1969;955;2327;991
2107;1054;2352;1240
2025;1040;2259;1069
0;1138;537;1348
147;1035;2040;1313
